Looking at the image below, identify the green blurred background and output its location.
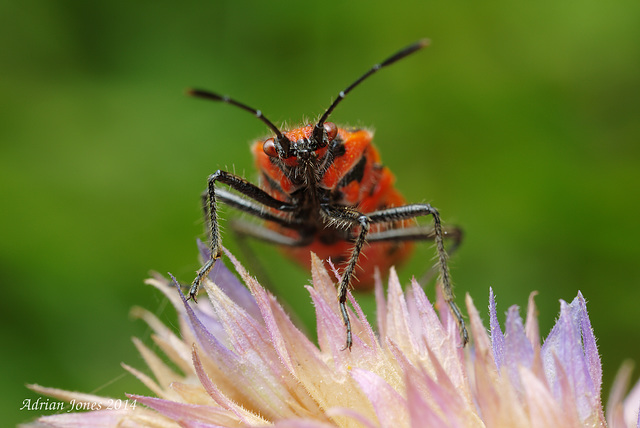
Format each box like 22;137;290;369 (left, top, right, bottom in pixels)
2;1;639;425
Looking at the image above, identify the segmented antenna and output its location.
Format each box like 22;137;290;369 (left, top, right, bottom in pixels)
187;89;292;154
312;39;430;143
188;39;429;154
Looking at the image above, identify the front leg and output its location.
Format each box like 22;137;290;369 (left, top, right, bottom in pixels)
188;170;295;302
322;205;371;350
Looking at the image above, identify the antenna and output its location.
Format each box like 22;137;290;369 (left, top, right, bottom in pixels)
187;89;292;155
312;39;430;143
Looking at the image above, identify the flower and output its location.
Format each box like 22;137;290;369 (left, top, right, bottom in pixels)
27;246;640;427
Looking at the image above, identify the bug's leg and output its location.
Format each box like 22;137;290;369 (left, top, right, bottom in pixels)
322;206;371;350
227;218;306;246
189;170;296;302
340;216;370;350
442;225;464;255
365;224;463;248
418;226;462;285
367;205;468;346
366;225;463;285
217;186;309;288
216;188;304;229
200;187;304;283
189;176;221;302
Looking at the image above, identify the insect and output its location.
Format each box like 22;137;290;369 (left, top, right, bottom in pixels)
187;39;468;349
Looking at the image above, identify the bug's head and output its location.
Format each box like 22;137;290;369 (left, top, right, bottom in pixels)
262;122;338;162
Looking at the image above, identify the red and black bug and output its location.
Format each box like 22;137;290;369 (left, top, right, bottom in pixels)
187;39;468;349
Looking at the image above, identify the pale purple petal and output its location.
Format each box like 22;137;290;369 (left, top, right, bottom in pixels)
191;347;265;425
607;361;633;427
542;297;601;423
171;274;240;372
489;288;505;370
172;276;298;420
420;351;470;426
180;421;225;428
435;286;462;349
346;289;379;353
350;368;408;427
203;276;270;356
307;284;351;366
623;374;640;428
198;240;260;318
471;354;502;426
130;307;194;375
406;280;447;352
615;372;640;428
306;256;358;364
504;305;534;393
405;372;449;428
272;420;338;428
388;339;474;427
147;273;229;342
406;376;449;428
524;292;540;350
465;294;492;359
519;367;566;427
202;272;328;419
578;292;602;397
541;300;570;397
35;410;147;427
241;261;333;416
384;267;417;352
552;352;583;424
260;285;330;375
374;267;387;340
130;394;241;427
408;280;466;389
326;408;378;428
247;271;316;373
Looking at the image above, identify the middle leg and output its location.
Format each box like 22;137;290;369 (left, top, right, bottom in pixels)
366;224;463;285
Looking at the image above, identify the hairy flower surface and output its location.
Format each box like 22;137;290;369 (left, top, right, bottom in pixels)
27;247;640;427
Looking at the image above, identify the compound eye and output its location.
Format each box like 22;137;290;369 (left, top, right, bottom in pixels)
263;138;278;157
324;122;338;141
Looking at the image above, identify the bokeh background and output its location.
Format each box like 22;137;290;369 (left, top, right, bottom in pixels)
3;1;639;425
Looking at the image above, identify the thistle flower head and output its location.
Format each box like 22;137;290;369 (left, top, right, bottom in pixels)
27;247;640;427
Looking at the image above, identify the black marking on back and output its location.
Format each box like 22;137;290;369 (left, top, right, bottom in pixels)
338;154;367;187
